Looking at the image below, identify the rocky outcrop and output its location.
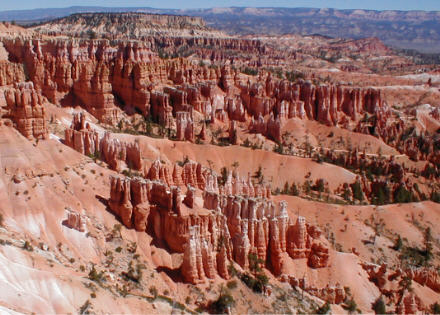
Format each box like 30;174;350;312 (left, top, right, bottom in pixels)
63;208;87;232
361;263;433;314
396;292;423;315
183;185;195;208
406;267;440;293
147;159;173;186
287;216;329;268
108;176;152;231
0;60;26;86
2;38;157;124
282;275;346;304
176;111;194;142
181;225;217;284
64;112;100;156
101;133;142;171
64;113;142;171
1;82;48;140
108;160;329;283
1;37;387;138
241;78;385;126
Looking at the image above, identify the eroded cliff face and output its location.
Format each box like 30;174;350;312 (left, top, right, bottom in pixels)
361;263;440;314
107;156;329;284
32;12;220;39
0;37;387;132
0;82;48;139
65;112;142;171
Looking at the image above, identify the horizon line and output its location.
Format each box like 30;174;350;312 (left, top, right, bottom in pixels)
0;5;438;13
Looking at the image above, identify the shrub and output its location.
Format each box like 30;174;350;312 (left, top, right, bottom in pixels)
350;181;364;202
210;291;235;314
149;286;158;299
23;241;33;252
273;142;284;154
226;280;237;289
313;179;325;193
285;70;305;82
372;296;386;314
394;185;413;203
240;272;267;293
241;67;258;76
400;245;432;267
88;265;104;283
122;261;144;283
431;190;440;203
290;182;299;196
227;262;238;277
248;253;263;274
315;301;331;314
343;299;357;314
431;302;440;314
79;300;91;314
393;235;403;251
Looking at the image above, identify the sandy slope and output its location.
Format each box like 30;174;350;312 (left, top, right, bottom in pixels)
0;123;439;313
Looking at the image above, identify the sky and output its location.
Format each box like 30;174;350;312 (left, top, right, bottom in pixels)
0;0;439;11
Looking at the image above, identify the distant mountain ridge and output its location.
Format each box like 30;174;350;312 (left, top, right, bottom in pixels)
1;6;440;52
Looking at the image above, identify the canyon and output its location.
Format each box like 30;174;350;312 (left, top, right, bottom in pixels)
0;11;438;315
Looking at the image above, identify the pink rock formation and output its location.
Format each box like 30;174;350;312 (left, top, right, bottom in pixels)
65;114;142;171
287;216;329;268
176;111;194;142
109;176;133;228
396;292;423;314
183;185;195;208
107;160;329;283
1;82;48;140
64;208;86;232
64;113;100;155
283;275;346;304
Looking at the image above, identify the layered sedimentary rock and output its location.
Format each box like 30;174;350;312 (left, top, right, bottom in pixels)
101;133;142;171
396;292;423;314
1;37;387;142
2;38;157;124
0;82;48;140
64;113;142;171
241;78;385;126
361;263;435;313
64;112;100;155
287;216;329;268
176;111;194;142
406;267;440;293
181;225;218;284
0;60;26;86
282;275;346;304
108;176;151;231
108;159;329;283
64;208;87;232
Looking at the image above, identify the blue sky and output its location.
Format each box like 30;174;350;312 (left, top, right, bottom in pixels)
0;0;439;11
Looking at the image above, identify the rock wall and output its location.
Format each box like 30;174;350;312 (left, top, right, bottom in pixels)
361;263;433;313
176;111;194;142
64;113;142;171
2;38;386;137
0;82;48;140
108;158;329;284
